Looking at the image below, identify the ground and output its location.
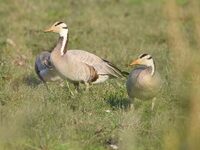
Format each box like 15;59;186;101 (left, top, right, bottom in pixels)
0;0;200;150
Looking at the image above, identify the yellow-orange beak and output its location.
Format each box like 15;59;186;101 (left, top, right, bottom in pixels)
129;59;141;66
44;26;54;32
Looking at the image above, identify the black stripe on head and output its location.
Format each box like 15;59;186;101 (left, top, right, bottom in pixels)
147;56;152;59
62;26;68;29
55;21;64;26
139;53;148;58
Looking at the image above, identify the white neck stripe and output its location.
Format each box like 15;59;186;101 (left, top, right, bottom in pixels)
149;60;155;76
59;29;68;56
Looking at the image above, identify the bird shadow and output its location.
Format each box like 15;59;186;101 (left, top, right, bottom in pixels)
106;94;131;110
22;74;41;88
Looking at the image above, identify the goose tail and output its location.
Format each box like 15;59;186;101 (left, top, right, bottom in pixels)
103;59;128;78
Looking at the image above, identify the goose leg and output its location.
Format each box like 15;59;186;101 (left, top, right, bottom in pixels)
74;82;80;93
151;97;156;111
130;103;135;110
59;81;65;87
66;81;74;96
42;81;52;107
84;82;90;91
43;82;49;91
128;98;135;110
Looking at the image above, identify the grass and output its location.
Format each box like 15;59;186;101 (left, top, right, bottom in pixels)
0;0;200;149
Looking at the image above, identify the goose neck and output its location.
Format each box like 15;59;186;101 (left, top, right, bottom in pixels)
59;29;68;56
150;61;155;76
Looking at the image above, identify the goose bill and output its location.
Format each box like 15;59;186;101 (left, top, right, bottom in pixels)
129;59;141;66
44;27;54;32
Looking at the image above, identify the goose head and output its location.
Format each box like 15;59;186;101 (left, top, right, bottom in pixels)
44;21;68;37
44;21;69;55
129;53;155;75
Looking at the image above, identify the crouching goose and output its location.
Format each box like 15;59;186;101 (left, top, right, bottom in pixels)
44;21;126;90
35;51;62;83
126;53;162;110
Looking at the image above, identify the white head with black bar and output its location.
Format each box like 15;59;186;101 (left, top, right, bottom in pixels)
44;21;68;55
129;53;155;76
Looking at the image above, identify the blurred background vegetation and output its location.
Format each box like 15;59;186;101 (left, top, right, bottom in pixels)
0;0;200;149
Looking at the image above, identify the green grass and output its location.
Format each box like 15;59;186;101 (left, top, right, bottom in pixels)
0;0;200;149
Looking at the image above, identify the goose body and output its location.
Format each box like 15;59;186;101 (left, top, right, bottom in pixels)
51;48;124;84
127;65;161;100
126;54;162;101
35;51;61;82
45;21;124;88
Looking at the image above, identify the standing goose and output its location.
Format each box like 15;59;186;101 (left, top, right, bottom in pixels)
126;53;162;109
44;21;125;89
35;51;62;82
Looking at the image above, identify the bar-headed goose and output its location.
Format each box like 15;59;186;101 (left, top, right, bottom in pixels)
35;51;62;82
126;53;162;109
44;21;125;89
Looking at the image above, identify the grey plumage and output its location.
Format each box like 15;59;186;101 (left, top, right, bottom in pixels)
44;22;125;89
35;51;61;82
126;54;162;108
51;38;125;84
126;65;162;100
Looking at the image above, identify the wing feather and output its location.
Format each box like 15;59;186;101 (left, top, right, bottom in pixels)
67;50;124;78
